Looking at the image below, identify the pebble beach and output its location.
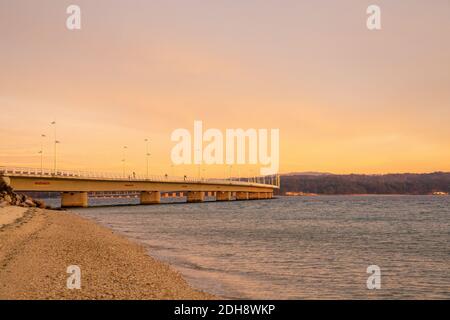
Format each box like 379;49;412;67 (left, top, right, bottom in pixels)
0;206;214;300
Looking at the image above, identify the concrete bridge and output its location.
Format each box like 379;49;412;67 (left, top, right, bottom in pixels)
0;167;279;208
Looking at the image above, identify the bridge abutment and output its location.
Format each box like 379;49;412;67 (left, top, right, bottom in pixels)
187;191;205;203
140;191;161;205
61;192;88;208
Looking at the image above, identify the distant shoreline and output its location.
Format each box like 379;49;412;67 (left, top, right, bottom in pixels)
0;206;215;300
283;193;449;196
280;172;450;196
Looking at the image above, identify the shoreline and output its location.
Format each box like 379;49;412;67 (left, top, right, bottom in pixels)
282;193;449;196
0;206;215;300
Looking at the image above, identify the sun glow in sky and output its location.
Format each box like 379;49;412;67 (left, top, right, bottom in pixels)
1;0;449;177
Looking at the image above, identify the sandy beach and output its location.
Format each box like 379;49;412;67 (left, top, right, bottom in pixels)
0;206;214;300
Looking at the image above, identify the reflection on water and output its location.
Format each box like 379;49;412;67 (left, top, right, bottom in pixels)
65;196;449;299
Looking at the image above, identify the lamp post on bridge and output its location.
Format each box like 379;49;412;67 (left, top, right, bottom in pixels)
144;139;150;179
50;121;60;174
195;148;201;180
122;146;128;178
39;134;46;174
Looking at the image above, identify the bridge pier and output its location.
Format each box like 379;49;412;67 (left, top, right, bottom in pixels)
248;192;259;200
256;192;271;199
187;191;205;203
216;191;232;201
140;191;161;205
61;192;88;208
236;192;249;200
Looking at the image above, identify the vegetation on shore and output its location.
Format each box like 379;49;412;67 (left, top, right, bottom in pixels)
280;172;450;195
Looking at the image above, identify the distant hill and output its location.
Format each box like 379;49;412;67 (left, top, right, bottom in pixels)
279;172;450;195
282;171;333;176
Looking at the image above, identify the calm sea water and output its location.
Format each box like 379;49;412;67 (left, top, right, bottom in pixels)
64;196;449;299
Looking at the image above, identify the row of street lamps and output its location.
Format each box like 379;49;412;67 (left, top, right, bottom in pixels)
121;139;151;179
38;122;151;178
39;121;59;174
36;129;274;184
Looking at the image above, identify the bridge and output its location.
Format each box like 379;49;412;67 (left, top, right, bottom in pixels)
0;167;279;208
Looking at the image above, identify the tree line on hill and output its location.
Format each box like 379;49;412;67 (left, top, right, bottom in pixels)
279;172;450;195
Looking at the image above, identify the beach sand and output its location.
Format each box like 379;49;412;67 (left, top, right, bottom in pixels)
0;206;27;228
0;206;214;300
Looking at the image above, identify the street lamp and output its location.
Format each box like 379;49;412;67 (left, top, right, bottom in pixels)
122;146;128;178
195;148;201;180
144;139;150;179
39;134;46;174
50;121;59;174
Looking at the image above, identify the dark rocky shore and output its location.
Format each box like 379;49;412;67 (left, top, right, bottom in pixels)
0;177;46;208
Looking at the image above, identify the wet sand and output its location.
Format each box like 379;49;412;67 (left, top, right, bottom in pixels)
0;206;214;300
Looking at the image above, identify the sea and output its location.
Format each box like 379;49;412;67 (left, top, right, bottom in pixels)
43;195;450;299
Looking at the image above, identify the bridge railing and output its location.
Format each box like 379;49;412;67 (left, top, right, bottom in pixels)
0;166;280;188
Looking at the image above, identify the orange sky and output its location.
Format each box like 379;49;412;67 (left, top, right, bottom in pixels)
1;0;449;177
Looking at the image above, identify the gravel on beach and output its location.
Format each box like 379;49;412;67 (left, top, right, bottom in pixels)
0;207;214;300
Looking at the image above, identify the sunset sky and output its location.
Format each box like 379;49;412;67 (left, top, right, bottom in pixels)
1;0;449;177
